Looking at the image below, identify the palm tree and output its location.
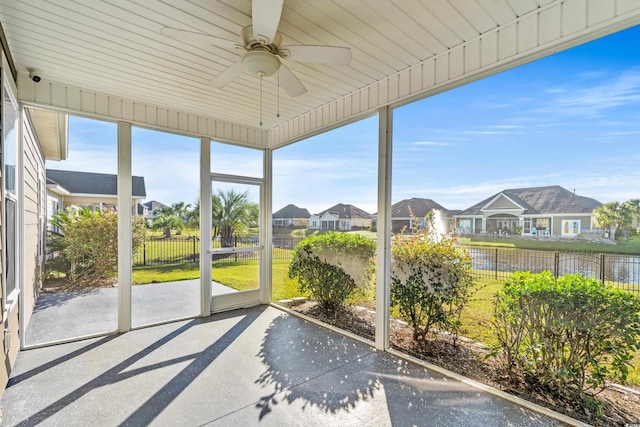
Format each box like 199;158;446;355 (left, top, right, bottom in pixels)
154;205;173;217
169;202;191;235
624;199;640;231
185;201;200;228
179;191;258;246
151;214;183;238
170;202;191;220
593;202;632;241
212;189;259;247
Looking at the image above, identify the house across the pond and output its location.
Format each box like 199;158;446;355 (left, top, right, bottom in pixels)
272;204;310;228
308;203;372;231
372;198;455;233
454;185;602;238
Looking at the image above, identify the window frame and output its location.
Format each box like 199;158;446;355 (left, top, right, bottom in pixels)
1;51;20;319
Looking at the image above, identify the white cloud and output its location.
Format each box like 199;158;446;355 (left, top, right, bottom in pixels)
544;68;640;117
410;141;449;147
487;124;523;130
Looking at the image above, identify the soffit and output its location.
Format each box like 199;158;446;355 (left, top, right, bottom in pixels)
1;1;640;147
26;107;67;160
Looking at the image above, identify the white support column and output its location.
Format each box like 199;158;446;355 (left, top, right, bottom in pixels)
375;106;392;351
117;122;132;332
17;105;25;350
199;137;212;316
261;149;273;304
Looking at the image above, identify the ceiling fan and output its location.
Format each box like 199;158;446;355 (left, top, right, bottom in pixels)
160;0;352;98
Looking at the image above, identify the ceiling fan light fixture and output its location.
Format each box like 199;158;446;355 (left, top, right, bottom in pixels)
242;51;280;77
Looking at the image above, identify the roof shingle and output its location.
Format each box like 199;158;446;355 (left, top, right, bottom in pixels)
456;185;601;216
46;169;146;198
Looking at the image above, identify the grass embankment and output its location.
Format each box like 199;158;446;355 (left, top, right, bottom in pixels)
457;235;640;254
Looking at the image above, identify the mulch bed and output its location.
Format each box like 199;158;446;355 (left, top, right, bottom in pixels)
43;277;118;292
291;301;640;427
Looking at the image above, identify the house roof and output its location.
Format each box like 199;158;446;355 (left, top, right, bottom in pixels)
390;198;450;218
46;169;146;198
273;204;310;219
456;185;602;216
143;200;168;212
315;203;371;220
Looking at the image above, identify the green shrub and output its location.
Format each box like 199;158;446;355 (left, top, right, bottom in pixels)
288;232;375;315
390;228;475;342
46;208;147;285
492;271;640;395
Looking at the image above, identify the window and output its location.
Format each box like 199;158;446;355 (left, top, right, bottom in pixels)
2;82;16;196
4;200;15;296
2;56;19;301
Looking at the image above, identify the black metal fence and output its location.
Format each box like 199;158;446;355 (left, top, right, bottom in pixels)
133;236;200;266
133;235;303;266
465;247;640;293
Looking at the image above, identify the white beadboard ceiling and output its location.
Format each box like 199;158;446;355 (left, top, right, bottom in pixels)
2;0;640;146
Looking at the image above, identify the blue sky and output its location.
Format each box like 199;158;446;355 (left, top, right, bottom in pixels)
49;25;640;214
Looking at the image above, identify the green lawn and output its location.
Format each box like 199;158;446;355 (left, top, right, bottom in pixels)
132;257;302;301
457;234;640;255
132;263;200;284
460;277;502;346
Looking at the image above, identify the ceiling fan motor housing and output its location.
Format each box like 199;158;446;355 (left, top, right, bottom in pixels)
240;25;283;77
241;25;282;49
242;50;281;77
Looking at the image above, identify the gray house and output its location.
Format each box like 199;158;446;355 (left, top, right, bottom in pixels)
455;185;602;237
372;198;454;233
390;198;453;233
272;204;310;228
143;200;169;220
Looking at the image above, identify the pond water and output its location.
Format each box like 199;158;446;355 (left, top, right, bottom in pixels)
466;247;640;291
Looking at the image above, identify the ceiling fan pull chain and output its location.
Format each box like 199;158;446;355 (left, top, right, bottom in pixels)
277;70;280;118
259;73;263;126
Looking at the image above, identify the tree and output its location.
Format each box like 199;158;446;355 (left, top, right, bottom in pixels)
169;202;191;234
46;208;147;285
212;189;259;247
178;191;258;246
151;214;183;238
624;198;640;231
185;201;200;228
170;201;191;220
593;202;632;241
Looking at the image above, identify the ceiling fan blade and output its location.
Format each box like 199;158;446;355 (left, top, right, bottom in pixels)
160;27;240;50
280;45;352;65
252;0;284;43
277;64;307;97
210;61;245;88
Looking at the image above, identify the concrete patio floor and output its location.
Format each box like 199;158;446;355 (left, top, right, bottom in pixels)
25;280;235;345
3;305;569;426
